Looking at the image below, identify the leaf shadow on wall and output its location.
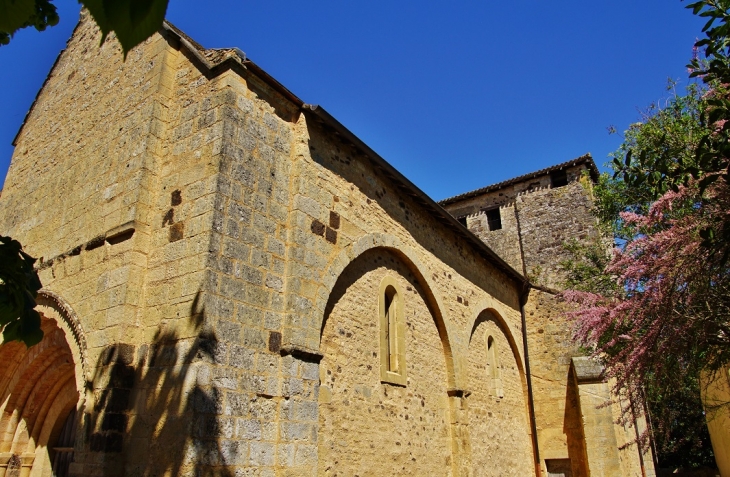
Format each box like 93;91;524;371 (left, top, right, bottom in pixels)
563;366;589;477
83;290;235;476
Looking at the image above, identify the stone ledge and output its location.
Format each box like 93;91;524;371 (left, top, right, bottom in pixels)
571;356;605;384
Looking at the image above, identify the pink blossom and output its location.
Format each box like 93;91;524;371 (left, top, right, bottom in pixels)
562;177;730;413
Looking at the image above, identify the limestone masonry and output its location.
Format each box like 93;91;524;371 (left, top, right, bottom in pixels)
0;13;655;477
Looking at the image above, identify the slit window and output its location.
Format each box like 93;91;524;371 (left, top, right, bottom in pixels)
487;336;504;398
385;288;398;372
379;276;406;386
550;169;568;188
485;208;502;231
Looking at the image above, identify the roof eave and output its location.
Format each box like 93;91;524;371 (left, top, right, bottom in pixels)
302;104;527;286
439;153;599;206
12;18;527;288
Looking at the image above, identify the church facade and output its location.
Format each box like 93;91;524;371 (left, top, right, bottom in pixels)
0;13;654;477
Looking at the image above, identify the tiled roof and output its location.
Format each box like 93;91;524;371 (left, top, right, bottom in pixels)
439;154;599;205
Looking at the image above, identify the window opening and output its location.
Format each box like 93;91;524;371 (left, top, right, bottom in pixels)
487;336;504;398
485;208;502;231
457;216;467;227
384;286;398;373
379;276;406;386
546;458;573;477
550;169;568;188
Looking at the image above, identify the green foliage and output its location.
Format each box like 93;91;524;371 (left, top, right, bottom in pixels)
613;0;730;263
612;81;708;198
561;1;730;466
0;0;59;45
82;0;169;58
562;83;721;469
605;80;711;238
0;0;169;57
0;236;43;347
645;368;717;469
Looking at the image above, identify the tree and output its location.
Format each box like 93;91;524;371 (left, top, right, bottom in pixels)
1;0;170;347
0;236;43;346
562;0;730;467
1;0;170;57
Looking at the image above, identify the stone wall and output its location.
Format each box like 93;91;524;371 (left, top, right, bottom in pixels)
0;14;546;477
318;249;452;476
442;162;655;476
514;170;597;289
467;312;534;476
442;163;596;286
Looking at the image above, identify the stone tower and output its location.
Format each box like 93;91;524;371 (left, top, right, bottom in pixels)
441;156;655;477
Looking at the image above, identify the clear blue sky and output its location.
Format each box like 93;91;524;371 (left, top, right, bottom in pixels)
0;1;706;201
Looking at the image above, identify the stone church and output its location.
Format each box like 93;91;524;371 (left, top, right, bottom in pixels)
0;12;655;477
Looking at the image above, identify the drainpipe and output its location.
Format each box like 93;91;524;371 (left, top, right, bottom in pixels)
520;284;542;477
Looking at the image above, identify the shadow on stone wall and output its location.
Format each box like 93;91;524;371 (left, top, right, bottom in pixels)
564;367;589;477
78;291;235;476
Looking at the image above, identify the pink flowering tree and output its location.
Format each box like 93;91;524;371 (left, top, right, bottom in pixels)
562;1;730;466
565;179;730;394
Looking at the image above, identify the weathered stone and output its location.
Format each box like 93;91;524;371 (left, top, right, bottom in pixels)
0;15;652;477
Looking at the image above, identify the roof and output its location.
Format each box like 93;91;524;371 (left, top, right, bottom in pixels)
163;22;528;285
13;17;529;286
302;105;527;285
162;21;305;109
438;154;599;206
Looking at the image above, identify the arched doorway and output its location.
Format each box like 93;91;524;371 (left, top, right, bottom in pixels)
0;294;84;477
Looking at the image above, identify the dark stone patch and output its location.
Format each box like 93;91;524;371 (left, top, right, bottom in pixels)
101;413;128;432
268;331;282;353
106;229;134;245
162;208;175;227
100;344;135;366
171;189;182;206
169;222;184;242
108;364;135;389
329;211;340;229
104;432;124;452
311;219;325;236
86;236;105;251
325;227;337;244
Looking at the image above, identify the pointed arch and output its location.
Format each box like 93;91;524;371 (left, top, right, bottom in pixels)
297;232;464;392
469;302;525;375
468;306;529;403
0;290;86;477
467;306;536;476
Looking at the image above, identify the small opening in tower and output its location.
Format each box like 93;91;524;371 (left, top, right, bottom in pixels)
550;169;568;188
485;208;502;231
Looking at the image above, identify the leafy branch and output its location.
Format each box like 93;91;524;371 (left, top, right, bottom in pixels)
0;236;43;347
0;0;170;57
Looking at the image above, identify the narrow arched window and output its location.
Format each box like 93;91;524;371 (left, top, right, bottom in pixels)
487;335;504;398
384;286;398;373
380;276;406;386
